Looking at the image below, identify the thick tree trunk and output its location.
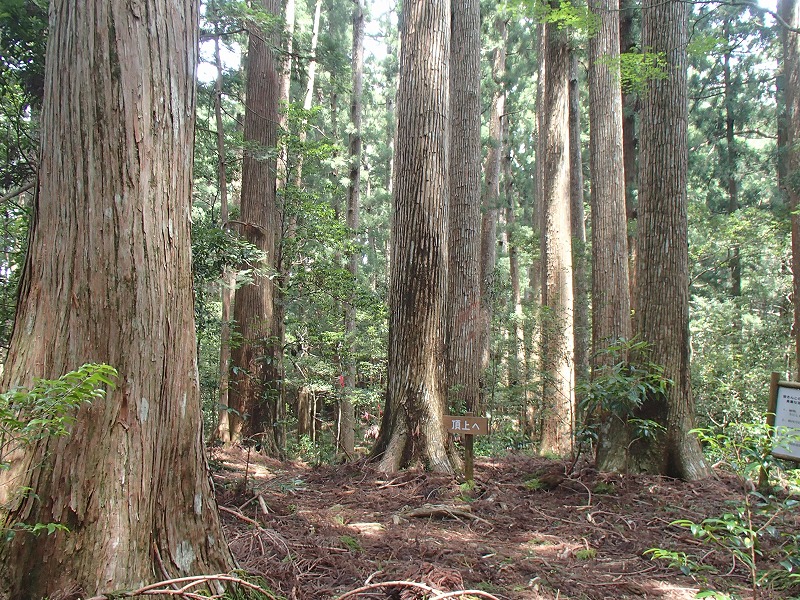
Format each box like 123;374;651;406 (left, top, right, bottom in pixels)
341;0;364;458
480;17;507;412
781;0;800;378
568;52;589;394
0;2;233;597
588;0;633;470
370;0;458;473
229;0;282;453
630;0;710;480
539;11;574;457
447;0;481;415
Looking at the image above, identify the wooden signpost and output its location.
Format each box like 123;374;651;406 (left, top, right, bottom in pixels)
767;372;800;463
446;414;489;482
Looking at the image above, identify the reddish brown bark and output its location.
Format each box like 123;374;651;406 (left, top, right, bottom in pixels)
629;0;710;480
539;10;574;457
447;0;482;416
0;2;233;596
228;0;283;453
780;0;800;378
370;0;458;473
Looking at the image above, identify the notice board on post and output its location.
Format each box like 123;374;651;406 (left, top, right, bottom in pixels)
767;373;800;462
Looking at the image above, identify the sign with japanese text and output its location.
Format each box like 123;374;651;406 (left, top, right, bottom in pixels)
446;415;489;436
772;383;800;462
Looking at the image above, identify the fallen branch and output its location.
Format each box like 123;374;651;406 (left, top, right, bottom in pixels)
399;504;491;525
334;580;502;600
86;574;280;600
219;504;262;527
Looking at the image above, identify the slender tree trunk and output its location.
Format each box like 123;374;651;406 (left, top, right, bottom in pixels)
0;2;233;596
588;0;633;470
291;0;322;440
480;16;507;410
370;0;458;473
504;119;526;404
213;16;235;444
539;9;574;457
447;0;481;415
341;0;364;458
568;51;589;394
229;0;282;453
723;35;741;301
279;0;296;188
781;0;800;378
630;0;710;479
293;0;323;186
525;22;547;441
620;0;639;314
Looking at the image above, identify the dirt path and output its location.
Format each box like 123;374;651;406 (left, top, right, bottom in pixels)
210;449;800;599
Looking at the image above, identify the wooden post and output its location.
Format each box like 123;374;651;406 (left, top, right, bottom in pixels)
465;432;474;482
464;411;475;482
445;412;488;481
760;371;781;489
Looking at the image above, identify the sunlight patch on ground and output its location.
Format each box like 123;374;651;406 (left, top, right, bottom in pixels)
640;579;701;599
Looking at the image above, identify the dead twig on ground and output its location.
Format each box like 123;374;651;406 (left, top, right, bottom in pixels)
334;580;502;600
400;504;491;525
86;574;279;600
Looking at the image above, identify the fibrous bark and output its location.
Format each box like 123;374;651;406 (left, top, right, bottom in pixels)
370;0;458;473
779;0;800;377
0;2;233;596
587;0;633;470
629;0;710;480
229;0;283;453
539;10;575;457
447;0;481;415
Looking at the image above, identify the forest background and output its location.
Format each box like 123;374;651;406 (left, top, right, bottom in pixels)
0;0;799;597
0;0;795;464
0;0;795;461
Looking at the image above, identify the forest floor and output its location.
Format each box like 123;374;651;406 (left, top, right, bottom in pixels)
209;447;800;600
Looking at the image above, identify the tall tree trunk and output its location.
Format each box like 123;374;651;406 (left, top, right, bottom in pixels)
370;0;458;473
539;9;574;457
525;22;547;441
341;0;364;458
293;0;323;187
781;0;800;378
630;0;710;480
213;13;235;444
229;0;282;453
293;0;322;440
504;118;526;406
447;0;481;415
588;0;633;471
480;16;507;410
723;34;741;301
0;2;233;596
278;0;296;189
620;0;639;314
568;51;589;394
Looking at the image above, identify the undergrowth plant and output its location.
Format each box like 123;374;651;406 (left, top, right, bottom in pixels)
575;338;671;465
0;363;117;538
646;422;800;599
